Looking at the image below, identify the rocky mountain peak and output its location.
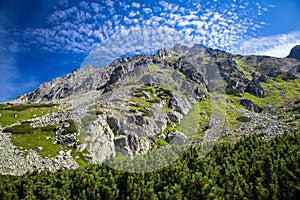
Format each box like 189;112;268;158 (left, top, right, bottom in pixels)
287;45;300;61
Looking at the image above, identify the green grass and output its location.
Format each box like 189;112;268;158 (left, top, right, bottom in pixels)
166;54;179;62
0;103;58;127
179;100;211;140
155;138;169;147
233;57;252;80
81;114;98;127
149;65;160;73
234;78;300;110
236;116;251;122
72;149;90;167
241;93;266;108
3;103;57;111
3;122;56;134
225;102;242;131
262;78;300;106
132;97;152;108
129;105;150;117
10;129;60;157
62;119;78;134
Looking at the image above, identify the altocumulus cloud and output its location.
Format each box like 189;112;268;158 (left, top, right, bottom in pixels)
22;0;280;60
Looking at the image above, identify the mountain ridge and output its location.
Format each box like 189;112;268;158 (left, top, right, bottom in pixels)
14;44;300;103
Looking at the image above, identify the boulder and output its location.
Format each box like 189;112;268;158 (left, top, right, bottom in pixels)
240;99;263;113
245;81;265;98
167;131;188;145
168;93;191;115
85;117;116;163
167;111;183;124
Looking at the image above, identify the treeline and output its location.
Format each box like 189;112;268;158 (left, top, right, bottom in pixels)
0;132;299;199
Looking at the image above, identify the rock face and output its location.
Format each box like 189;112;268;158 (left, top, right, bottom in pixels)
287;45;300;61
17;66;113;102
240;99;263;113
245;72;266;98
84;116;116;163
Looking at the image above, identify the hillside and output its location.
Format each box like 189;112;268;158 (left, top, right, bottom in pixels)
0;44;299;175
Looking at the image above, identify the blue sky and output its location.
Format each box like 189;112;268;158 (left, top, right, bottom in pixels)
0;0;300;102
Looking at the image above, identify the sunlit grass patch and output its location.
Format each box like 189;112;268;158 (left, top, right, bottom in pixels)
180;100;211;140
10;129;60;157
0;103;58;127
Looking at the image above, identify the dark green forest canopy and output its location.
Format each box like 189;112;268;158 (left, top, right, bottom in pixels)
0;132;299;200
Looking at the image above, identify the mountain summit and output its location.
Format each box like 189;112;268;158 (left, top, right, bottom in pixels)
287;45;300;61
1;44;300;174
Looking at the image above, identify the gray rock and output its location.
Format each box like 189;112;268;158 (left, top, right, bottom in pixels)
167;131;188;145
287;45;300;61
169;93;191;115
84;116;116;163
167;111;183;124
240;99;263;113
245;81;266;98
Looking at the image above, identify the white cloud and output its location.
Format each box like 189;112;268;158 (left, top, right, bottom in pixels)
132;2;140;8
159;1;173;11
143;8;152;14
81;27;189;68
22;0;273;59
235;31;300;57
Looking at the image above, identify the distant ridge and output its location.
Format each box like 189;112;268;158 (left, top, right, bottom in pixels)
287;45;300;61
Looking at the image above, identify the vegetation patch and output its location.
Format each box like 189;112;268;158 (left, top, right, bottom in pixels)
155;138;169;147
232;57;252;80
262;78;300;107
129;105;150;117
8;125;59;157
71;149;90;167
225;102;243;131
254;125;265;130
0;103;58;127
236;116;251;122
81;114;98;127
3;122;56;135
149;65;160;73
180;100;211;140
132;97;152;108
3;103;57;112
241;92;266;108
62;119;77;135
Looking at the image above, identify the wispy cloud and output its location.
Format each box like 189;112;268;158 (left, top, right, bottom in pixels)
232;31;300;57
22;0;272;57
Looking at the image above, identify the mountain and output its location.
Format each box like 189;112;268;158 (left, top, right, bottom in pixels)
1;44;300;175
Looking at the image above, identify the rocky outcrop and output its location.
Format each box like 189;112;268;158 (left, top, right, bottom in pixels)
114;133;151;156
240;99;263;113
84;116;116;163
245;73;266;98
169;93;191;115
17;66;109;102
166;131;188;145
287;45;300;61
